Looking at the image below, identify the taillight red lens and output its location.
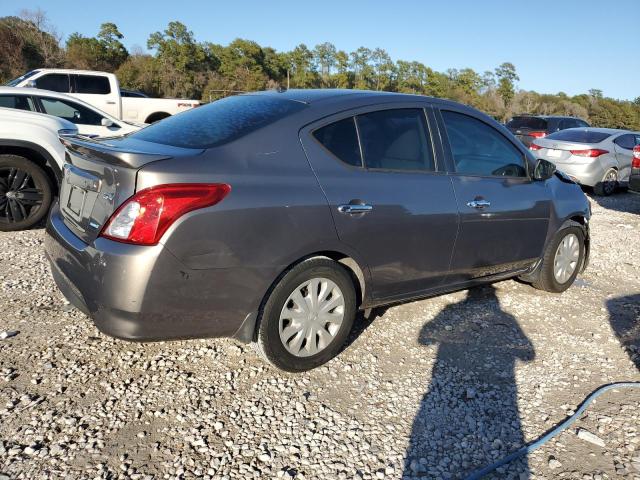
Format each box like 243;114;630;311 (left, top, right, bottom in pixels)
529;143;542;151
569;149;609;157
633;146;640;168
100;183;231;246
528;131;547;138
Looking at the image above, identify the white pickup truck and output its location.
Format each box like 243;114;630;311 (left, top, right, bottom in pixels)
7;69;200;124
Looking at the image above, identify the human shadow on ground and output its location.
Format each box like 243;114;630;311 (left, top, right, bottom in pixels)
607;294;640;371
404;285;535;479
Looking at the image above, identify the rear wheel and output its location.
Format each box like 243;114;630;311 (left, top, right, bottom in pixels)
255;258;357;372
0;154;52;231
531;225;585;293
593;168;618;196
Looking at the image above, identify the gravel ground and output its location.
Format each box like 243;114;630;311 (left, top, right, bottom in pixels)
0;190;639;480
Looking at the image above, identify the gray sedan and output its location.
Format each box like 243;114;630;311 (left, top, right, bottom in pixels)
530;127;639;195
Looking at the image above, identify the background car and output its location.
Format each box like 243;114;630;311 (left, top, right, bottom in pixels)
0;87;143;137
0;107;77;231
530;127;639;195
45;90;590;372
506;115;590;147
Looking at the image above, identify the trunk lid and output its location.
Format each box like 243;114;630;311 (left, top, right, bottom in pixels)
58;135;203;243
533;138;603;163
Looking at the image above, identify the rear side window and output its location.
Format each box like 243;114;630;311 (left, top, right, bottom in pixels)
74;75;111;94
35;74;70;92
614;134;637;150
546;129;612;143
313;118;362;167
442;110;527;177
0;95;36;111
356;109;435;171
506;116;548;130
131;95;306;149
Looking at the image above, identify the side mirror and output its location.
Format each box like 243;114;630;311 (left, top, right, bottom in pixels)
101;118;114;127
533;159;556;181
26;80;37;88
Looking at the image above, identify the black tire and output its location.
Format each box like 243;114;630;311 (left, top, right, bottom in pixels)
593;168;618;196
0;154;52;232
531;225;585;293
255;258;357;372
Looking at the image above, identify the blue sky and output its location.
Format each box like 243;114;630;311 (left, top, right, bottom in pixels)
4;0;638;100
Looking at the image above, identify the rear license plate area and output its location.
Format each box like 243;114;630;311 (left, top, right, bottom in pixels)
67;185;87;218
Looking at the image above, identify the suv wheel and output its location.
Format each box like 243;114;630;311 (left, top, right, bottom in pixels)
0;154;52;231
594;168;618;196
531;225;585;293
255;258;357;372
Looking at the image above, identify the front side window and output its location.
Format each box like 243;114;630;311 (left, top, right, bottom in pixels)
442;110;527;177
74;75;111;94
35;74;70;92
0;95;36;111
40;97;105;126
356;109;434;171
313;117;362;167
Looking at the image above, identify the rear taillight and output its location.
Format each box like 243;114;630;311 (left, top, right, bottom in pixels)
570;149;609;157
528;131;547;138
529;143;542;151
100;183;231;246
633;146;640;168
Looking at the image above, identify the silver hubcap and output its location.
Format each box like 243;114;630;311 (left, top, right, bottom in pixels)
278;278;345;357
553;233;580;284
603;170;617;194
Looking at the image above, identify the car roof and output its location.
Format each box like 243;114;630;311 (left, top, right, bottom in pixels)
512;114;582;120
247;88;455;106
21;68;111;76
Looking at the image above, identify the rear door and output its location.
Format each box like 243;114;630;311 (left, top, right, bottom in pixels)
300;104;459;301
613;133;640;181
436;108;552;282
71;74;121;119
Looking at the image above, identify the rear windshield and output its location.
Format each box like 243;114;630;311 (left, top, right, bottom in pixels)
546;129;612;144
131;95;306;148
506;116;548;130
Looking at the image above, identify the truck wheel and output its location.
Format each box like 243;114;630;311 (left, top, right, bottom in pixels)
0;154;52;231
145;112;170;123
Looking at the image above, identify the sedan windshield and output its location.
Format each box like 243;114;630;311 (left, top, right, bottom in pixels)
546;129;612;144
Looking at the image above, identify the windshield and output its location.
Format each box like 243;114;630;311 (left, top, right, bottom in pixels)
546;129;612;144
130;95;306;149
5;70;40;87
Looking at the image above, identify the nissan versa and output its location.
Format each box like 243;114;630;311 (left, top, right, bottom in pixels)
45;90;591;372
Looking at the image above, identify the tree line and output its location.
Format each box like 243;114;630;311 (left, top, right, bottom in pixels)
2;9;640;129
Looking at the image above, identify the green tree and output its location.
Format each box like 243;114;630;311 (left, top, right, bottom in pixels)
495;62;519;108
313;42;336;87
66;23;128;71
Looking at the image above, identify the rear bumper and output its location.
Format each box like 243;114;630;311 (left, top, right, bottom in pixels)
45;202;271;342
553;161;603;187
630;172;640;192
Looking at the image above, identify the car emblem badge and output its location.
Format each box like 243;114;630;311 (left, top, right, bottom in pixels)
102;192;114;202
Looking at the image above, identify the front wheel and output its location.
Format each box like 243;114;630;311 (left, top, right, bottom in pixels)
255;258;357;372
531;225;585;293
0;154;52;231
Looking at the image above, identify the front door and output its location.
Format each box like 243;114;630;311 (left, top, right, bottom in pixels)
437;108;552;283
301;105;459;301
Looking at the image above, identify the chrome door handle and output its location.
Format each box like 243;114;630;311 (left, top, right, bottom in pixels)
106;101;116;105
466;199;491;209
338;204;373;215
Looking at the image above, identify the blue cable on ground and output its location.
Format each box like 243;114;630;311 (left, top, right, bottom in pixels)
464;382;640;480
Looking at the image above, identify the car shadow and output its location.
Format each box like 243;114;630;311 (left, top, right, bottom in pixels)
587;190;640;215
403;284;535;479
606;294;640;371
